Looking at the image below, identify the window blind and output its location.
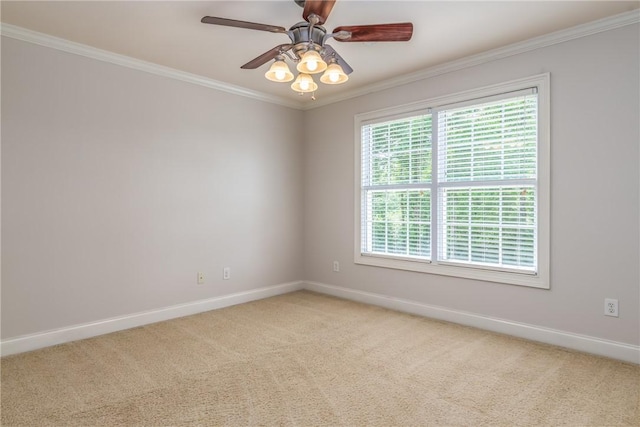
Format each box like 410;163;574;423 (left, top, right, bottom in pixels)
436;93;538;272
437;93;538;183
361;114;432;259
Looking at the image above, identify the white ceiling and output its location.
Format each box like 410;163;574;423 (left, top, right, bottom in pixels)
2;1;638;106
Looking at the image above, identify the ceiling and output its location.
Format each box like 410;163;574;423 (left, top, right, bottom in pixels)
2;1;638;106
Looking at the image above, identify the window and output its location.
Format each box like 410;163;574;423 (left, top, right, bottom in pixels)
355;74;549;288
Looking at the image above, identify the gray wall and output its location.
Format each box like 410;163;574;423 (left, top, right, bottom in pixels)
2;23;639;348
2;38;304;338
303;24;640;345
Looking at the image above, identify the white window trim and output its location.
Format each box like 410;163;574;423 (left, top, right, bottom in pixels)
354;73;550;289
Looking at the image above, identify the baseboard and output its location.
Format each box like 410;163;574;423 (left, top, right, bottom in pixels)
4;280;638;364
303;281;640;365
1;281;304;357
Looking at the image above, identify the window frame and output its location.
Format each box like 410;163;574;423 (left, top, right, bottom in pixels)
354;73;550;289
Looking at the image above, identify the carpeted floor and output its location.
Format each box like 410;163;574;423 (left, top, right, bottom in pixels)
1;290;639;426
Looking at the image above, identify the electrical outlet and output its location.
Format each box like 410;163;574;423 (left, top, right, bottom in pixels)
197;272;205;285
223;267;230;280
333;261;340;272
604;298;618;317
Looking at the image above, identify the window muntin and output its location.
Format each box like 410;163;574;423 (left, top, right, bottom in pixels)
355;75;549;288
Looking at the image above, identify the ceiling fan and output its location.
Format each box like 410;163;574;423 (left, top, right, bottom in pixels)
201;0;413;98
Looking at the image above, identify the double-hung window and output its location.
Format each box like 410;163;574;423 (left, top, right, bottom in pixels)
355;74;549;288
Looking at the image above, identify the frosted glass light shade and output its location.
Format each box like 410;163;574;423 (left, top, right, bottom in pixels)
265;60;294;82
296;50;327;74
320;62;349;85
291;73;318;93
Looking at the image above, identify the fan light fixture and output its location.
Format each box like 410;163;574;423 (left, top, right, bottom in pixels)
320;59;348;85
291;73;318;93
202;0;414;100
267;47;349;97
297;49;327;74
265;57;294;82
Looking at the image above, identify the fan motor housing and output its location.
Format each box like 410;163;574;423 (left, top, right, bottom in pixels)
289;22;327;58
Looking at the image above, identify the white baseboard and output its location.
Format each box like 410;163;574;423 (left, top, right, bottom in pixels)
0;281;304;357
3;280;638;364
303;281;640;365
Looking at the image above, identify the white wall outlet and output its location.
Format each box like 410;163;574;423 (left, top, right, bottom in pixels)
333;261;340;272
223;267;230;280
604;298;618;317
197;272;205;285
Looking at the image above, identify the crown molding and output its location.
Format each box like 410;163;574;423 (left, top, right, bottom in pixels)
0;23;304;110
2;8;638;112
304;9;640;110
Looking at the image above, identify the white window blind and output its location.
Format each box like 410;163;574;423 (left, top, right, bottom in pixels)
437;92;537;183
436;92;538;273
361;115;432;260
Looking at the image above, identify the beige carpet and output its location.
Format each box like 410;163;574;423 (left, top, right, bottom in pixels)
1;290;639;426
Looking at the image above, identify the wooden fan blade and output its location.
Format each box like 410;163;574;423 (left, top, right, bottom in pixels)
201;16;287;34
332;23;413;42
241;44;293;69
322;44;353;75
303;0;336;25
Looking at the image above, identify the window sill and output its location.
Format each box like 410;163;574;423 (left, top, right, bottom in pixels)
355;253;549;289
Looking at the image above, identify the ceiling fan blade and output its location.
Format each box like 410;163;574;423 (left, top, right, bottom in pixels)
201;16;287;34
332;23;413;42
322;44;353;75
303;0;336;25
241;44;294;69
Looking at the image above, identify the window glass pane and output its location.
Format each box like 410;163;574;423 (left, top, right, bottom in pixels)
361;113;432;260
438;95;537;183
363;189;431;259
440;186;536;270
362;115;432;186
